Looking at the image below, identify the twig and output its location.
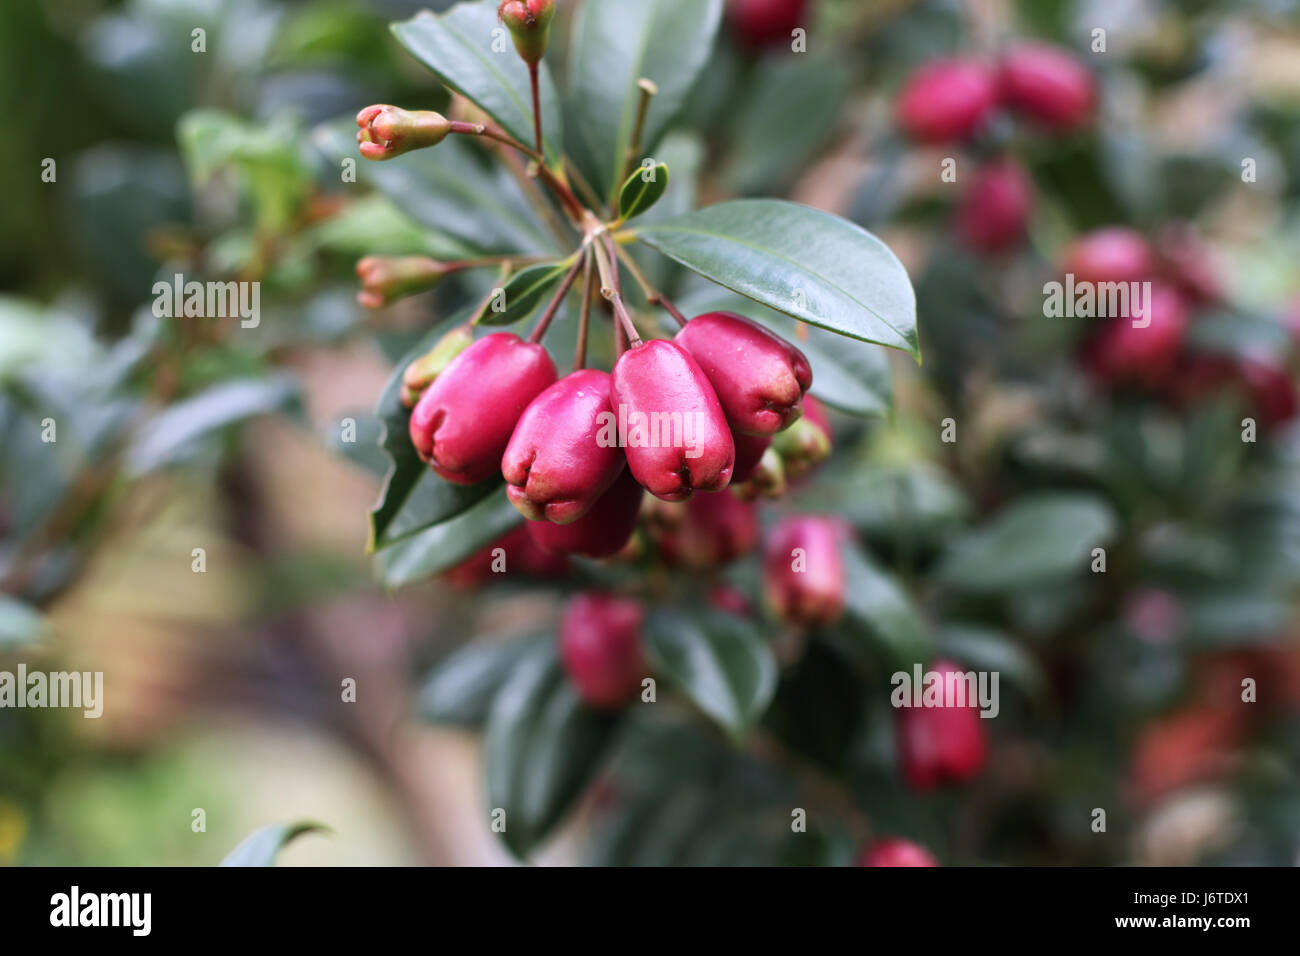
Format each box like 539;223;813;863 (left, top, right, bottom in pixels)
529;249;588;344
576;254;595;370
612;243;688;327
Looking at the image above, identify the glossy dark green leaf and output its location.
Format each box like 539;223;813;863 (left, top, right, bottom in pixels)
618;162;670;222
644;607;778;739
677;283;892;416
390;2;565;170
475;261;569;326
376;486;522;588
569;0;723;200
218;821;329;867
841;545;931;667
484;643;620;856
369;313;501;553
418;633;548;726
935;493;1119;594
125;377;299;476
313;121;555;255
0;596;46;650
638;200;919;358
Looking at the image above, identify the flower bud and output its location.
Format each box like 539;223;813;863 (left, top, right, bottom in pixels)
955;157;1034;254
653;490;758;570
1082;283;1188;389
855;838;939;867
357;256;450;311
895;658;989;791
772;395;831;479
895;58;998;144
999;43;1095;132
400;324;475;408
502;369;626;524
610;339;735;501
675;311;812;436
560;592;647;710
498;0;556;66
762;515;847;629
1061;228;1153;286
726;0;809;51
410;332;556;485
527;466;644;558
356;105;451;161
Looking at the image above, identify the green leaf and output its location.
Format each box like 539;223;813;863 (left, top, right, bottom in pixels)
418;634;548;726
475;261;569;326
125;377;299;476
840;545;931;667
0;596;46;650
644;607;778;739
313;120;555;255
391;2;565;170
938;624;1046;700
935;493;1120;594
638;200;919;358
569;0;724;200
484;643;620;857
218;821;329;866
307;195;477;261
369;315;501;553
618;162;670;222
376;486;522;589
676;283;892;416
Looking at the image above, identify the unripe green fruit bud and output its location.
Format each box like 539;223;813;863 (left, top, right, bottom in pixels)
357;256;451;310
400;324;475;409
498;0;556;66
356;105;451;161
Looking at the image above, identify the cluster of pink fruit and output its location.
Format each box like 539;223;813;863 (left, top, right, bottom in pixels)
408;310;838;561
1068;226;1299;425
895;44;1096;254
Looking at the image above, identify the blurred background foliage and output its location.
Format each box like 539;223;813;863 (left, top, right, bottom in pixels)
1;0;1299;865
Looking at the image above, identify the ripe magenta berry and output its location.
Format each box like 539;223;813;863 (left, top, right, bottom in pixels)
726;0;808;50
400;324;474;408
654;490;758;570
955;157;1034;254
709;584;752;617
442;526;568;588
1061;228;1153;286
856;838;939;867
998;43;1095;132
497;0;556;66
1083;283;1188;389
1156;225;1223;307
895;659;989;791
1239;358;1299;428
410;332;556;485
559;592;647;709
609;339;735;501
527;466;645;558
762;515;847;629
895;58;998;144
772;394;831;480
731;430;774;484
675;312;813;436
502;369;626;524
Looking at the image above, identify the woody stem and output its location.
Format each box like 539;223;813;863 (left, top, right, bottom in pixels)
529;249;588;344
